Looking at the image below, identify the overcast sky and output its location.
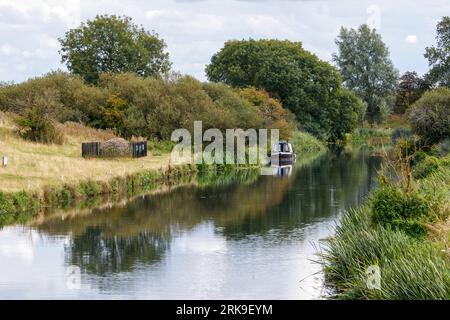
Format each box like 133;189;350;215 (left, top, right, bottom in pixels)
0;0;448;83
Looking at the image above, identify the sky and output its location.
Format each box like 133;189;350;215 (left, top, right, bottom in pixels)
0;0;448;83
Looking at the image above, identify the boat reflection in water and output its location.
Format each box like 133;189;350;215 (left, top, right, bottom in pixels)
271;164;294;177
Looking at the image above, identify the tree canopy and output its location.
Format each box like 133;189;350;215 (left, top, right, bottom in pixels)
394;71;426;114
206;39;364;141
408;87;450;145
424;16;450;87
59;15;171;84
333;24;398;124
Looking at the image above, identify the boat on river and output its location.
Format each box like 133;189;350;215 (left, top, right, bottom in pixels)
270;141;296;165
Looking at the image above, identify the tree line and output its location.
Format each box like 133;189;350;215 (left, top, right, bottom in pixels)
0;14;448;145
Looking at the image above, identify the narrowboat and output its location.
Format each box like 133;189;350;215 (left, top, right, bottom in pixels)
270;141;296;165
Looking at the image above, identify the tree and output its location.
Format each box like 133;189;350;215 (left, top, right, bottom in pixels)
424;16;450;87
206;39;363;141
408;87;450;145
59;15;171;84
238;87;297;139
333;24;398;124
394;71;426;114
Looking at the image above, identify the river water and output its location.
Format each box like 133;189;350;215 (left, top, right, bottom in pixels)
0;150;381;299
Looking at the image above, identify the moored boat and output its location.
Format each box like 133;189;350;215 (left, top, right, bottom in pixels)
270;141;296;165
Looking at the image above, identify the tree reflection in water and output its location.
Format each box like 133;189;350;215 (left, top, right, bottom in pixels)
34;149;382;278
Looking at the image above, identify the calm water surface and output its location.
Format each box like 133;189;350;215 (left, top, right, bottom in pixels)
0;151;381;299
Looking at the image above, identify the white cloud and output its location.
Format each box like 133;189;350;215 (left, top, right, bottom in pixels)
405;35;417;44
0;0;447;82
0;44;17;56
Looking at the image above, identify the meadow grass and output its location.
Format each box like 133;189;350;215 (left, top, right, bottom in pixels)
320;153;450;299
0;112;172;194
320;206;449;300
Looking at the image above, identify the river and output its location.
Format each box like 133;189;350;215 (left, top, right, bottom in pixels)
0;150;381;299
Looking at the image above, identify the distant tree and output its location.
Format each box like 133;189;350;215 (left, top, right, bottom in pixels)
238;87;297;139
408;87;450;145
59;15;171;84
394;71;426;114
424;16;450;87
206;39;363;141
333;24;398;124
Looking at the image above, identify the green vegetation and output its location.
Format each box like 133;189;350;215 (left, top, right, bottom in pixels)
408;87;450;145
0;72;297;142
206;39;364;141
290;131;326;155
424;16;450;87
394;71;427;114
333;24;398;124
321;138;450;299
0;162;262;228
59;15;171;84
320;205;449;299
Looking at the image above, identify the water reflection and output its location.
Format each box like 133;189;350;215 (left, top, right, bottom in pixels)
0;150;382;299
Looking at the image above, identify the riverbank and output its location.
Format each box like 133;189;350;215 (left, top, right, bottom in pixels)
320;151;450;299
0;111;326;226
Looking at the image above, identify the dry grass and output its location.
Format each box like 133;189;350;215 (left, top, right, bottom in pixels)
0;112;171;194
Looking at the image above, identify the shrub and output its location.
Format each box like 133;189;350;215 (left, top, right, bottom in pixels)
408;87;450;145
370;186;429;237
15;107;64;144
413;156;440;179
321;206;449;299
391;127;413;145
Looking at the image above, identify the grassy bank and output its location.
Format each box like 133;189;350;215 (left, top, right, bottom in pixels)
320;152;450;299
0;112;174;193
290;131;327;155
1;112;327;227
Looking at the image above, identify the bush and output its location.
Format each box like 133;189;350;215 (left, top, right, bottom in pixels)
408;87;450;145
413;156;440;179
370;186;429;237
391;127;413;145
290;131;326;155
321;206;449;299
15;107;64;144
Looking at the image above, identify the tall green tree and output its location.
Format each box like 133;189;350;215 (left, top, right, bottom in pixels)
206;39;364;141
59;15;171;84
424;16;450;87
394;71;426;114
333;24;398;124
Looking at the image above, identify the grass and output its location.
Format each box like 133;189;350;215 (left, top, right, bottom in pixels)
320;206;449;300
290;131;327;155
320;152;450;300
0;112;172;194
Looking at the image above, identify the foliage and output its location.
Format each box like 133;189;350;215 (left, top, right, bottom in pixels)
95;93;128;134
408;87;450;145
394;71;426;114
328;88;366;142
333;24;398;124
59;15;171;84
0;71;105;123
320;206;449;300
15;106;64;145
0;72;293;142
424;16;450;87
206;39;363;141
391;128;413;145
413;156;440;179
290;131;326;155
370;186;429;238
238;87;297;139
